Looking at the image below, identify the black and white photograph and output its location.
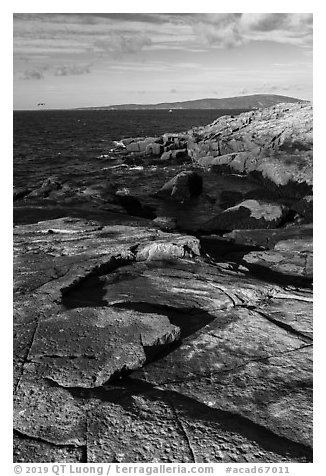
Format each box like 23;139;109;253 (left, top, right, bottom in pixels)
12;6;314;468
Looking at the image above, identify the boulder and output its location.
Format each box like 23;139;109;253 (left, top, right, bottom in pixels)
160;151;172;161
224;224;313;249
126;138;159;153
145;143;163;156
153;216;177;231
162;133;187;144
28;176;62;198
121;137;143;146
136;237;200;262
201;199;288;233
157;171;203;202
126;142;141;153
242;236;313;282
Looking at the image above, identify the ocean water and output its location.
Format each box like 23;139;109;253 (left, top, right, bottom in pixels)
13;109;248;188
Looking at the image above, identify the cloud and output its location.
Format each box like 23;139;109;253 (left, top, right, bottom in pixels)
14;14;154;58
194;23;243;48
237;83;306;96
192;14;243;48
54;64;91;76
170;88;177;93
240;13;312;47
241;13;312;33
15;63;91;79
13;13;313;69
83;13;171;24
191;13;313;49
240;13;288;32
94;34;152;55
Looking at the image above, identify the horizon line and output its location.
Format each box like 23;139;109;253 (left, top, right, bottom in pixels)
13;93;310;112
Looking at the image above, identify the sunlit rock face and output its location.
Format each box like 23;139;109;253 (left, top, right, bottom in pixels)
187;102;312;193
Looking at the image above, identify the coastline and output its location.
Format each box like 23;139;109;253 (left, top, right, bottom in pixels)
13;102;313;463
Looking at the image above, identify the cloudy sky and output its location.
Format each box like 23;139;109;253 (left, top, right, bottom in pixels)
13;13;313;110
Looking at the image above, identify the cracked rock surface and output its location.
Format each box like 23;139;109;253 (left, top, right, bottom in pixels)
28;307;180;388
14;215;312;463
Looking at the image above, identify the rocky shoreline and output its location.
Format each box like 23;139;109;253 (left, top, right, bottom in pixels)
14;102;313;463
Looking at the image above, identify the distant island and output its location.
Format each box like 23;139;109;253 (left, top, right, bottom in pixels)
77;94;305;111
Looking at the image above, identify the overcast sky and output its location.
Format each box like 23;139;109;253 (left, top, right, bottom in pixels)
13;13;313;110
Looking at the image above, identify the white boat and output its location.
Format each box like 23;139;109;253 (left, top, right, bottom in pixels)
168;109;173;113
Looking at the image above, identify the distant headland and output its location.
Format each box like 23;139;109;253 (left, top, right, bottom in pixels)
76;94;306;111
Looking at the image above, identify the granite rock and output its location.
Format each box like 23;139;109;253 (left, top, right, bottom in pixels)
187;103;312;195
157;171;203;202
201;199;288;233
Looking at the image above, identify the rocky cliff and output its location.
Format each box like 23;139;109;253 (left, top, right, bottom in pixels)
187;102;312;192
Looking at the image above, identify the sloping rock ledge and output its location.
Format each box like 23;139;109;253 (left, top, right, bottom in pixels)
14;216;312;463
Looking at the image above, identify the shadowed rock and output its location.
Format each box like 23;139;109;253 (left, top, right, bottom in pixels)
157;171;203;202
291;195;313;223
201;199;288;233
223;224;312;249
242;236;313;282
